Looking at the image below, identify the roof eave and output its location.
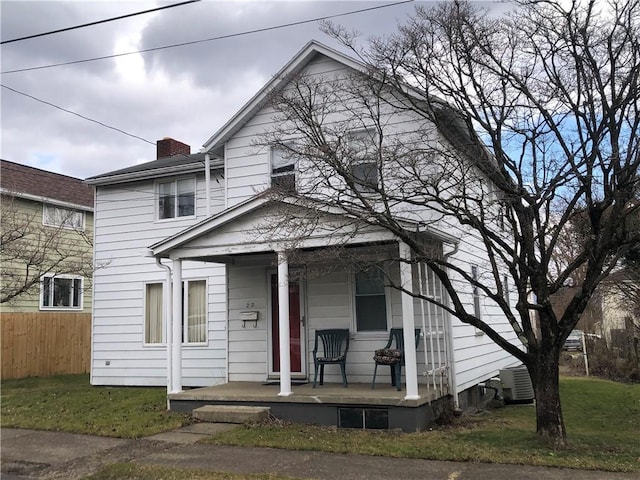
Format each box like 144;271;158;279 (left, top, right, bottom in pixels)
86;161;224;186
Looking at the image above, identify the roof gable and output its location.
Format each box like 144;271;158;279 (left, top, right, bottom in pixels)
202;41;367;155
0;159;94;209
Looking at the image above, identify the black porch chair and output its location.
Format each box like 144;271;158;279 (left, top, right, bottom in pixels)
371;328;421;391
312;328;350;388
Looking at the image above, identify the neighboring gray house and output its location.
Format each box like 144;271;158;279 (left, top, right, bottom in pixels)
87;41;519;431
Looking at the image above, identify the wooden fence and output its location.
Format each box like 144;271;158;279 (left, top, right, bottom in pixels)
1;312;91;379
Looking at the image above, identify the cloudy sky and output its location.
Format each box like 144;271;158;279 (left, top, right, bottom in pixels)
1;1;495;180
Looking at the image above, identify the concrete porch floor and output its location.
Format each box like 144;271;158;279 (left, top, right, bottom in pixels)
169;381;446;408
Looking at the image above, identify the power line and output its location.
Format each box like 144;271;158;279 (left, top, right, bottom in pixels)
1;84;155;145
1;1;413;75
1;0;200;45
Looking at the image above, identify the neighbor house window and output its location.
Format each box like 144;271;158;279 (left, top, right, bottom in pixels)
354;267;388;331
40;275;83;310
347;130;379;193
270;146;296;192
144;279;207;345
43;205;84;230
158;178;195;219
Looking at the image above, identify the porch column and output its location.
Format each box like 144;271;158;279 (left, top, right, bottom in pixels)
171;258;183;393
399;241;420;400
277;250;292;396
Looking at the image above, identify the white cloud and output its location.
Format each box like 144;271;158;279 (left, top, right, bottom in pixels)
0;0;432;179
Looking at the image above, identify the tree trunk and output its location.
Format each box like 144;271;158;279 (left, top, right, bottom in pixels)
528;349;567;447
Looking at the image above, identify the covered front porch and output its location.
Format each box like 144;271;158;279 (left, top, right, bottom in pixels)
169;381;450;432
150;196;456;430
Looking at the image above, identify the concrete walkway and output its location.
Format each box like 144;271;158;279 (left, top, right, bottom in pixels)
1;426;638;480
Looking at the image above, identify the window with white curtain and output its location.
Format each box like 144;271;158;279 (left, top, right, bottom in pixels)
185;280;207;343
145;283;164;344
144;279;207;345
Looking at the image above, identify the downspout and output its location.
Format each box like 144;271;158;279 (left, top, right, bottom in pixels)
443;240;460;409
154;255;173;410
204;152;211;217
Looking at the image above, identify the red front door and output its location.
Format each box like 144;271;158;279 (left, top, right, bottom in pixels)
271;274;303;374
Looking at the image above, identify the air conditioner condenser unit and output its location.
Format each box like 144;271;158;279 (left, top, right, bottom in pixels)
500;365;534;404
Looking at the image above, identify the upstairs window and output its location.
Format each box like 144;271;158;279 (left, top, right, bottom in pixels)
43;205;84;230
270;146;296;192
41;275;83;310
347;130;379;193
354;266;388;331
158;178;195;219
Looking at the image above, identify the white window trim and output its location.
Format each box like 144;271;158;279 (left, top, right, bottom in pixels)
155;176;197;222
42;204;86;231
39;274;84;311
350;266;392;337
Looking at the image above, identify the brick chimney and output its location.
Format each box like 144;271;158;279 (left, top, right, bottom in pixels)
156;137;190;159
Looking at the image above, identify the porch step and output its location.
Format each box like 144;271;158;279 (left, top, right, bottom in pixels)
192;405;270;424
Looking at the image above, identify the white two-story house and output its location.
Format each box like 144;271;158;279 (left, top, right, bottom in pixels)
87;41;520;431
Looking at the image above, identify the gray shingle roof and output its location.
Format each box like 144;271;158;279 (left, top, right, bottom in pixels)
0;159;94;208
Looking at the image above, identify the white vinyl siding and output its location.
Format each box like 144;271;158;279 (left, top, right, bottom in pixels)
91;174;227;387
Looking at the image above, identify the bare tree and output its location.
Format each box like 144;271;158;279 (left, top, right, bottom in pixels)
0;195;95;305
261;0;639;445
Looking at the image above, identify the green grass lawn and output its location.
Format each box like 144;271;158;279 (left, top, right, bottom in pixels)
205;377;640;472
0;374;190;438
1;374;638;471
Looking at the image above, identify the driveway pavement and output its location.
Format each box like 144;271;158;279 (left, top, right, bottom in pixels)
2;426;638;480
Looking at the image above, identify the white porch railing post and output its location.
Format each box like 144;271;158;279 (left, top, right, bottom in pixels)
399;241;420;400
171;258;183;393
277;250;292;396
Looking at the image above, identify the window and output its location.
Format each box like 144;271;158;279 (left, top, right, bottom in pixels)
270;146;296;192
184;280;207;343
354;267;388;331
158;178;195;219
143;280;207;345
471;265;482;319
41;275;83;310
347;130;379;192
145;283;164;344
43;205;84;229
